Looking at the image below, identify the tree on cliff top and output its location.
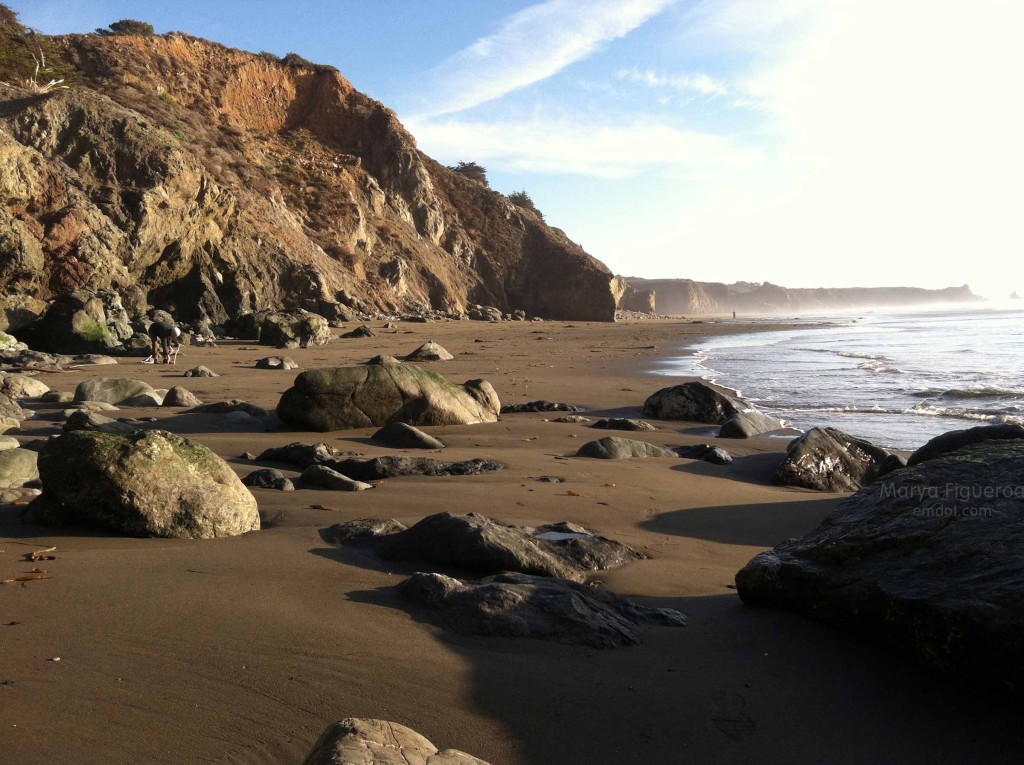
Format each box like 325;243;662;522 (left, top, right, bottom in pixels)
448;161;489;186
0;4;74;90
96;19;155;36
508;190;544;220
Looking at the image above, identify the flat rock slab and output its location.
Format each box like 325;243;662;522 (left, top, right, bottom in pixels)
254;356;297;370
772;426;889;492
27;430;260;538
277;363;500;431
325;511;644;581
676;444;733;464
73;378;155;405
325;456;502;481
258;442;353;468
591;418;656;432
301;464;373;491
738;440;1024;695
193;400;270;418
501;400;581;413
576;436;675;459
183;366;219;378
551;415;591;424
399;571;686;648
372;422;445;449
63;410;136;434
641;381;745;424
719;410;787;438
404;341;454;362
302;718;491;765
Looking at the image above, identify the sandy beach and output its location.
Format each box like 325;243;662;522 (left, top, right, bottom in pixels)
2;318;1021;764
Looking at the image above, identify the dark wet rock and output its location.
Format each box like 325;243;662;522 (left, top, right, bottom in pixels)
737;440;1024;695
576;437;675;459
404;341;454;362
321;518;408;546
73;378;156;405
591;418;656;432
302;718;491;765
675;444;733;465
183;366;219;378
340;324;375;338
772;427;890;492
26;430;259;538
326;456;502;481
869;453;907;481
242;468;294;491
372;422;445;450
401;316;430;324
277;364;500;431
0;447;38;488
193;400;270;418
301;464;374;491
258;441;349;469
63;410;136;434
501;400;581;414
719;410;787;438
398;571;686;648
162;386;203;407
551;415;591;424
907;423;1024;467
534;475;565;483
363;354;400;365
255;356;298;370
641;381;745;424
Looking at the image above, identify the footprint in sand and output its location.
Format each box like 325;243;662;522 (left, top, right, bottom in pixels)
711;691;756;740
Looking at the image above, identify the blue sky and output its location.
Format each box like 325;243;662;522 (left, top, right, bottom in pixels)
14;0;1024;300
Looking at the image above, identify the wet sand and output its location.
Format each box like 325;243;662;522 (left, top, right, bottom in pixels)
1;318;1020;764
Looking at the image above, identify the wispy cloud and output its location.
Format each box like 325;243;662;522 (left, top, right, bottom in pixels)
412;0;679;117
406;113;760;179
617;66;729;96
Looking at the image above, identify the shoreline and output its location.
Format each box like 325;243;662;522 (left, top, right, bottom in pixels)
2;317;1021;764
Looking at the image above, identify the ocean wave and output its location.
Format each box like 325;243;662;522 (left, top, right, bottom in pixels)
857;359;905;374
910;401;1024;424
909;384;1024;400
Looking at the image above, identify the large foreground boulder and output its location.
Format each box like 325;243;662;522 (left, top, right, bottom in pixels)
641;381;744;424
276;364;500;431
27;430;260;538
736;440;1024;694
302;718;491;765
907;423;1024;466
73;378;156;405
772;427;889;492
399;571;686;648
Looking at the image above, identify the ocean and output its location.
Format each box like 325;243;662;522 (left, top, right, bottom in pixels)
655;306;1024;451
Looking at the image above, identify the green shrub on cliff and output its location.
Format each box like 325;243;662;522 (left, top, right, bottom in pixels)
448;161;489;186
95;19;155;36
508;190;544;220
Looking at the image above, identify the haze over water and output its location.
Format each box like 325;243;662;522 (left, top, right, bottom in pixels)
658;306;1024;451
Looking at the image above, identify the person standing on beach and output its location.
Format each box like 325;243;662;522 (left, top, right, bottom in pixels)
148;318;181;364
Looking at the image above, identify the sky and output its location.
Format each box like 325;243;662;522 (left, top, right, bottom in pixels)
15;0;1024;300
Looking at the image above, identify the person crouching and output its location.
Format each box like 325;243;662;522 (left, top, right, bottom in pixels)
148;320;181;364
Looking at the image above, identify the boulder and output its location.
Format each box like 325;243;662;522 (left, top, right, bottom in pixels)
551;415;590;424
576;437;676;459
16;291;123;354
501;401;581;413
162;386;203;407
0;435;20;451
641;382;745;424
0;447;38;488
259;310;332;348
276;364;500;431
73;378;156;405
907;423;1024;467
301;464;374;491
404;341;454;362
466;304;503;322
675;444;733;465
325;456;502;481
372;422;445;450
41;390;74;403
0;373;49;399
772;427;889;492
719;410;787;438
120;391;166;407
258;442;349;469
26;430;260;538
870;453;907;481
327;512;643;580
0;416;19;434
399;571;686;648
254;356;298;370
590;418;655;432
183;366;219;378
737;440;1024;695
340;324;375;338
70;354;119;366
302;718;491;765
63;410;136;434
0;392;31;421
363;354;400;365
242;468;294;491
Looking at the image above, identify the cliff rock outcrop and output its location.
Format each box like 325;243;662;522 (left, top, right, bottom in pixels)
0;23;615;328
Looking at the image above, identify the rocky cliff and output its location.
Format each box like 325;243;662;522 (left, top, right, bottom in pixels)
0;22;615;330
622;278;982;316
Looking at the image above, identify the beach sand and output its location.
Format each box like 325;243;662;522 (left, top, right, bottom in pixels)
1;318;1020;764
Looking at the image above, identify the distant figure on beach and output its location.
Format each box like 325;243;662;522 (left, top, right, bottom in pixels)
732;311;736;319
148;318;181;364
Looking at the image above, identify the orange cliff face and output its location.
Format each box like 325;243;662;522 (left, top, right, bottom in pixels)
0;32;615;325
